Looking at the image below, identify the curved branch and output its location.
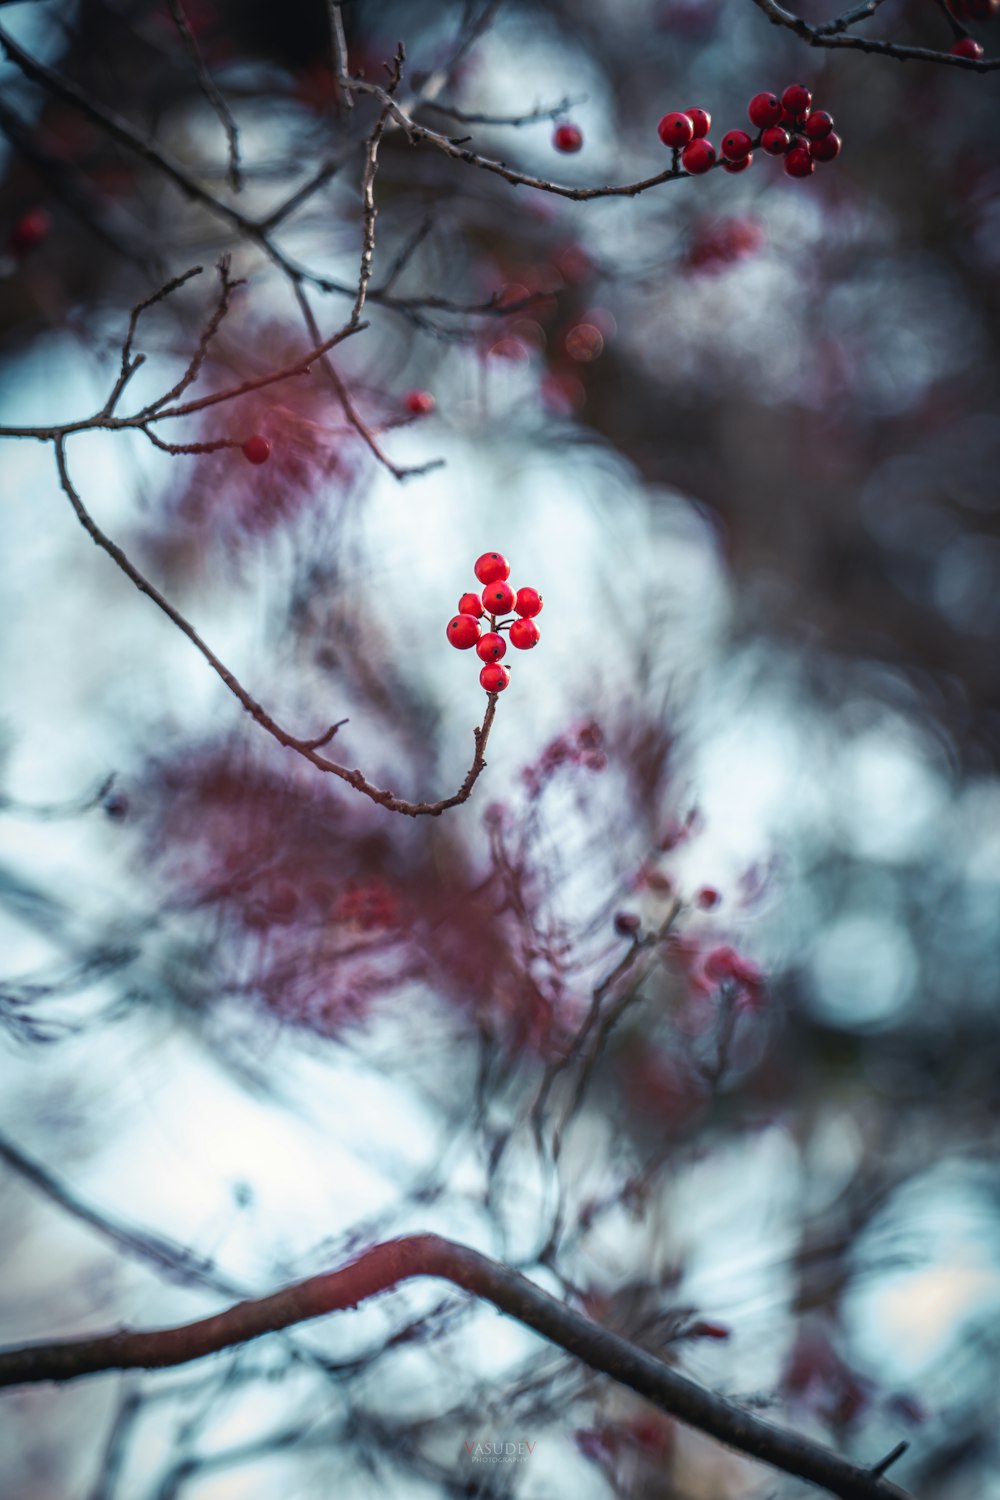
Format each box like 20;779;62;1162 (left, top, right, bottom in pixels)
52;440;497;817
0;1233;914;1500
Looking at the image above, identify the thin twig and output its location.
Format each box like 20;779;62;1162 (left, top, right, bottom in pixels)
167;0;242;190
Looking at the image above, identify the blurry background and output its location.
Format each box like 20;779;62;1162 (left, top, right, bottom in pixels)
1;0;999;1496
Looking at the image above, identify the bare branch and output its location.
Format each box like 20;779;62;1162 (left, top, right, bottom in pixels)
167;0;242;190
748;0;999;65
0;1233;915;1500
51;440;497;817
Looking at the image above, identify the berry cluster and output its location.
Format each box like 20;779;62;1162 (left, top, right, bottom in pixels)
658;85;842;181
446;552;543;694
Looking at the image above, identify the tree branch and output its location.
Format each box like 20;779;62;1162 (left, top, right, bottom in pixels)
0;1232;915;1500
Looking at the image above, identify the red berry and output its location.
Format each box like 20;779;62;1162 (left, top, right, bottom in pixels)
554;123;583;153
760;126;790;156
483;579;516;614
684;108;711;138
447;614;482;650
514;586;543;618
11;207;50;257
681;138;716;175
403;389;435;415
614;910;641;936
458;591;484;618
689;1319;732;1340
474;552;510;585
476;632;506;662
242;434;271;465
658;111;694;148
784;145;815;177
695;886;721;911
781;84;812;117
509;617;540;650
809;131;841;162
721;129;753;162
747;92;782;129
804;110;834;140
950;36;984;57
722;154;752;174
480;662;511;693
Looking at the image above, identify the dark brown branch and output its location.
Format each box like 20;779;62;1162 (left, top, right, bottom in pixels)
748;0;999;65
0;1233;915;1500
168;0;242;190
51;440;497;816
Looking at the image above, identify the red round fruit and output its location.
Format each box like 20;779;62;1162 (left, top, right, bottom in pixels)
695;886;721;911
809;131;841;162
404;389;435;415
658;111;694;148
614;910;641;936
514;586;543;618
458;591;484;618
509;617;540;650
781;84;812;117
950;37;984;57
482;579;516;614
682;138;716;175
480;662;511;693
554;123;583;153
722;153;752;173
476;631;507;662
721;129;753;162
747;92;782;129
761;126;791;155
784;145;815;177
804;110;834;140
242;434;271;465
447;614;482;650
474;552;511;585
11;207;50;256
685;107;711;138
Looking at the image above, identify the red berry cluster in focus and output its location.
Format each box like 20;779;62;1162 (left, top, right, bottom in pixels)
446;551;543;694
657;85;842;181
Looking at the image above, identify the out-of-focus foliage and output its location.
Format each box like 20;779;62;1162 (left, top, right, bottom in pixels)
1;2;999;1497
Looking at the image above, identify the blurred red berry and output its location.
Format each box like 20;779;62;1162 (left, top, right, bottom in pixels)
761;126;791;155
809;131;842;162
695;886;721;910
480;662;511;692
784;145;815;177
685;107;711;138
11;207;50;257
950;36;984;57
554;122;583;153
748;91;782;128
458;591;484;617
242;434;271;465
804;110;834;140
614;910;641;935
689;1319;732;1340
476;631;506;662
514;586;543;617
510;617;540;649
482;579;516;614
658;111;695;148
682;138;716;174
447;614;482;649
474;552;510;585
781;83;812;116
722;153;752;174
403;389;435;415
721;129;753;161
